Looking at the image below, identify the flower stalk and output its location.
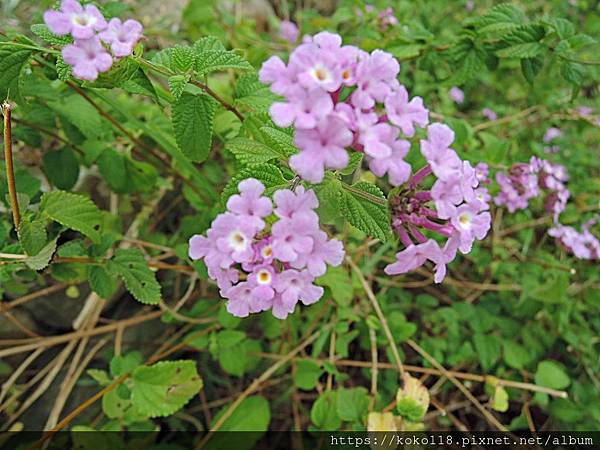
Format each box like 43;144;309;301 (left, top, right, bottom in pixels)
2;100;21;230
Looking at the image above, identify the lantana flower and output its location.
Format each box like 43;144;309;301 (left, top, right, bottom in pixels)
189;179;344;319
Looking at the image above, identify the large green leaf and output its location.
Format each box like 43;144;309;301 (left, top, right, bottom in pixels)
131;360;203;418
221;163;288;203
0;44;31;103
172;92;217;162
40;190;102;242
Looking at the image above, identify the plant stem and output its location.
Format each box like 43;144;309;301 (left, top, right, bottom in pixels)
2;101;20;230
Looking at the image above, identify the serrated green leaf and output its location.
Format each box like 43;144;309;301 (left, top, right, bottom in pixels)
18;216;47;256
561;61;585;86
0;45;31;103
131;360;203;418
121;68;158;102
195;49;253;76
43;148;80;190
497;42;544;59
474;3;527;34
311;391;341;430
193;36;227;53
107;248;161;305
30;24;72;46
396;374;429;421
221;163;288;203
172;92;216;162
521;56;544;84
168;74;189;100
89;265;118;299
258;127;297;157
56;55;72;81
226;138;281;164
23;237;57;271
40;191;102;242
293;360;323;390
172;44;196;73
339;182;392;242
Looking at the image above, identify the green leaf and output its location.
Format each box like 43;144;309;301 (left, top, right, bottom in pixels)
473;333;501;371
110;351;143;377
561;61;585;86
131;360;203;418
168;74;189;101
193;36;227;54
316;266;353;306
502;340;530;370
339;182;392;241
23;237;57;271
171;44;196;73
50;95;104;140
521;56;544;84
491;385;509;412
107;248;161;305
234;73;278;112
496;43;544;59
18;216;47;256
40;191;102;243
194;44;253;75
534;360;570;390
172;92;217;162
311;391;342;430
121;68;158;102
226;138;282;165
88;265;118;299
336;387;369;423
211;395;270;431
293;359;323;390
0;45;31;103
30;24;72;46
87;369;110;386
221;163;288;203
474;3;527;34
43;148;80;190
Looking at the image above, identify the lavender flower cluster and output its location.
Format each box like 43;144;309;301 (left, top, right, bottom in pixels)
44;0;143;81
495;157;599;260
258;32;492;284
259;31;429;185
188;179;344;319
385;124;491;282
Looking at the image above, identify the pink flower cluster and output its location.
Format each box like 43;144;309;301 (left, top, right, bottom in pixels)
188;179;344;319
495;157;599;260
44;0;143;81
259;32;429;185
494;156;569;222
385;124;492;283
357;5;398;29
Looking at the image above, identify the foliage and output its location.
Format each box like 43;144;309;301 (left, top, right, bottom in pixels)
0;0;598;440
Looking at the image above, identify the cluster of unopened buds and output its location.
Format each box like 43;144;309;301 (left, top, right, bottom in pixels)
495;157;599;260
44;0;143;81
188;179;344;319
259;32;491;283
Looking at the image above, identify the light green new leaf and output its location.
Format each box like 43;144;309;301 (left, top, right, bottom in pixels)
339;182;392;242
172;92;217;162
40;191;102;243
131;360;203;418
535;360;571;390
336;387;369;423
107;248;161;305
